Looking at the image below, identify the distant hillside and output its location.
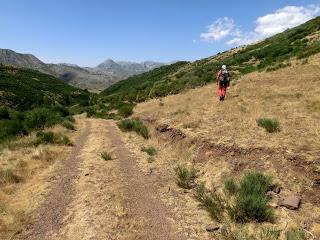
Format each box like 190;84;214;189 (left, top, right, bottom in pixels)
101;16;320;102
0;64;89;110
0;49;164;91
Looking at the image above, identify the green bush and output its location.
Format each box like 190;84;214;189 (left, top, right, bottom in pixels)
195;182;225;222
224;179;238;196
117;103;134;117
0;107;10;120
141;146;157;156
228;171;274;223
86;107;96;118
33;131;72;146
256;118;280;133
101;151;112;161
117;119;149;139
24;108;62;130
174;164;197;189
62;121;75;130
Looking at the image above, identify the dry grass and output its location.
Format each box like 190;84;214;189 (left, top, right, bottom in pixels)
0;117;82;239
129;53;320;239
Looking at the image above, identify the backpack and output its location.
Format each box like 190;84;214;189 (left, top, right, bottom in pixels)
220;69;229;87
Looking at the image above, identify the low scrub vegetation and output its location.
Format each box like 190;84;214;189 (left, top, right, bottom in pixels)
195;182;225;222
174;164;197;189
286;228;305;240
256;118;281;133
101;151;113;161
33;131;72;146
0;106;74;143
147;156;155;163
141;146;157;156
117;119;149;139
194;171;274;224
227;171;274;223
62;121;75;130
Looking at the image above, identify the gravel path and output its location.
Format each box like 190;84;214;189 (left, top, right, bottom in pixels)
16;119;185;240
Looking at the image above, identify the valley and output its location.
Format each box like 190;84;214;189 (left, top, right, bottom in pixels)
0;16;320;240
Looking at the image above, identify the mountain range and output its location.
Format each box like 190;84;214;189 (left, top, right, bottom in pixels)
0;49;164;92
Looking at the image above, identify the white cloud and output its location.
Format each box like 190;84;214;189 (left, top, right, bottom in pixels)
201;5;320;46
200;17;236;42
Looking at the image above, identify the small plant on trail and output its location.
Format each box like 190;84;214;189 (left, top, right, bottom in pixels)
286;228;305;240
141;146;157;156
117;119;149;139
228;171;274;223
101;151;112;161
174;164;197;189
147;156;155;163
256;118;280;133
62;121;75;130
194;182;225;222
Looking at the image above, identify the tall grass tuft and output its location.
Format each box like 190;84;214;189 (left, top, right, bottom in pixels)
256;118;280;133
174;164;197;189
117;119;149;139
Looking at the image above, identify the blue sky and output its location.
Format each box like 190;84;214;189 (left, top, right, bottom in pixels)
0;0;319;66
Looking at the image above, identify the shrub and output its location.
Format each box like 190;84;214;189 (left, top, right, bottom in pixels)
195;182;225;222
52;105;70;117
141;146;157;156
117;103;134;117
174;164;197;189
224;179;238;196
65;115;76;123
33;131;55;145
101;151;112;161
117;119;149;139
228;171;274;223
24;108;62;130
256;118;280;133
0;168;20;184
286;228;305;240
62;121;75;130
86;107;96;117
0;107;10;120
33;131;72;146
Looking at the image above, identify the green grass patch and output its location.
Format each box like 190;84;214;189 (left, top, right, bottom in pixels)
256;118;280;133
101;151;113;161
117;119;149;139
286;228;305;240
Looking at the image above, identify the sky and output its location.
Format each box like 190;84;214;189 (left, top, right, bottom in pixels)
0;0;319;67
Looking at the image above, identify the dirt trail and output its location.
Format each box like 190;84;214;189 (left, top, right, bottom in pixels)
17;118;186;240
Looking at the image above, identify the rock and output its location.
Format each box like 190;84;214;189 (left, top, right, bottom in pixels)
270;203;278;209
279;195;301;210
183;189;190;194
206;224;220;232
156;124;170;132
84;173;90;176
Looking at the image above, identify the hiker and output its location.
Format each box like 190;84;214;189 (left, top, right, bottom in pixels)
216;65;230;101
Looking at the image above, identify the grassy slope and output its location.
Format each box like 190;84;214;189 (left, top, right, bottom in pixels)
0;64;89;110
131;53;320;237
101;16;320;102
